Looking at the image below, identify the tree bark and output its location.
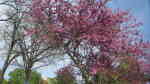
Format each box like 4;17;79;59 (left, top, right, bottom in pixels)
0;60;12;84
0;70;6;84
0;73;4;84
24;69;31;84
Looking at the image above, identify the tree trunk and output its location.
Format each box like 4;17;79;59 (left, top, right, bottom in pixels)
0;73;4;84
0;63;9;84
24;80;30;84
24;69;31;84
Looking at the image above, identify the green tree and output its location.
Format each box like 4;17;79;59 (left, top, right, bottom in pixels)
8;69;42;84
48;78;57;84
3;80;8;84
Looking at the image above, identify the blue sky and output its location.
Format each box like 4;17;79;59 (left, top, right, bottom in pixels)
0;0;150;79
108;0;150;40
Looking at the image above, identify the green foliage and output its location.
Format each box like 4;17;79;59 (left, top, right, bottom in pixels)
0;69;2;79
8;69;42;84
56;75;74;84
48;78;57;84
56;74;76;84
2;80;8;84
9;69;25;84
29;71;42;84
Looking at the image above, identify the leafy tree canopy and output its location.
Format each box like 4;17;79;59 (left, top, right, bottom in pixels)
9;69;42;84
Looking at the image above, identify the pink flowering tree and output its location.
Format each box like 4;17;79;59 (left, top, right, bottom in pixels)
25;0;150;84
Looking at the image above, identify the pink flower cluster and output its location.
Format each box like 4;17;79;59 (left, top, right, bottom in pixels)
26;0;150;81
